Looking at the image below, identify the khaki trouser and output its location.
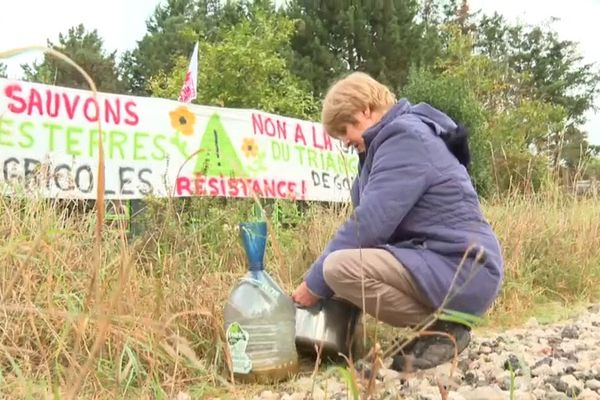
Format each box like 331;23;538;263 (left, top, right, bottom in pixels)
322;248;434;327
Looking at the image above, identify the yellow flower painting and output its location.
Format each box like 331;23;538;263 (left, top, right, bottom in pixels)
169;106;196;136
241;138;259;158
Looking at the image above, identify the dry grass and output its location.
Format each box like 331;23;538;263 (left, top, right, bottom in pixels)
0;195;349;399
483;190;600;326
0;188;598;398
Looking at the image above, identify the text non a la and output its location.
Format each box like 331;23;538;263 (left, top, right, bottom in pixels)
311;125;332;151
251;112;288;141
251;112;332;151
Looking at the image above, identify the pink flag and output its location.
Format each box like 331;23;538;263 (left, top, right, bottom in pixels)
178;42;199;103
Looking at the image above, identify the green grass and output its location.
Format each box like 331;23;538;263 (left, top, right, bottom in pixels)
0;188;599;399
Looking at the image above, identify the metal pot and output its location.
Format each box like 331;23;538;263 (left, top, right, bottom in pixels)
294;297;363;359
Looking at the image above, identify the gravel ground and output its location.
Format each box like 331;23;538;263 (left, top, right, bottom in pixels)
253;303;600;400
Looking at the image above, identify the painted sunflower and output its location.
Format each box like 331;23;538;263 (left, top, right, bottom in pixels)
241;138;259;158
169;106;196;136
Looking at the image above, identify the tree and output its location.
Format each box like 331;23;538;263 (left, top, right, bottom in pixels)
550;126;599;173
403;67;492;194
285;0;432;97
119;0;246;95
476;13;600;126
21;24;124;93
0;62;6;78
475;13;600;173
119;0;203;95
404;25;568;195
147;6;317;119
582;156;600;180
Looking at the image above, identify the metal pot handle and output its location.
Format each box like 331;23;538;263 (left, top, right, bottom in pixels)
294;300;324;312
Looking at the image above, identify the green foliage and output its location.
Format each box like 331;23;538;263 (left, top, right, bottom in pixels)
439;309;484;330
475;13;600;173
407;25;577;194
21;24;124;93
119;0;210;95
552;126;600;176
403;67;491;194
583;157;600;180
119;0;268;95
487;99;565;193
285;0;433;96
477;13;600;125
147;6;318;119
332;366;359;400
0;62;6;78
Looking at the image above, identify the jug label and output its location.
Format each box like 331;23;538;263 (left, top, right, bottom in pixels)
226;322;252;374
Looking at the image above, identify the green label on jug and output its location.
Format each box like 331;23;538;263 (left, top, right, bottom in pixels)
226;322;252;374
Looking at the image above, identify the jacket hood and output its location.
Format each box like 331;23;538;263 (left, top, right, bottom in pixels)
409;102;457;136
362;99;458;151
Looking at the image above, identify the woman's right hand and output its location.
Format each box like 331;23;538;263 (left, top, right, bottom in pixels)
291;281;319;308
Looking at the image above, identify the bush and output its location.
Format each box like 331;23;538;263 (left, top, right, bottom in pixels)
402;67;492;196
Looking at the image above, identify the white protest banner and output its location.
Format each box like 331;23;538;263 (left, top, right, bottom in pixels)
0;78;359;202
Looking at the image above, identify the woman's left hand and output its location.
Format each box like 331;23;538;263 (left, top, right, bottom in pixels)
291;281;319;308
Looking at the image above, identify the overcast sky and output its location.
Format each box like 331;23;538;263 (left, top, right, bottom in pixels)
0;0;598;143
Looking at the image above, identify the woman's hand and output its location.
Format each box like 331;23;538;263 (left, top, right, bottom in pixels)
291;281;319;308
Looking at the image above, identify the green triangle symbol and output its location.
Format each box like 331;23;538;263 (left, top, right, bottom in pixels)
194;113;247;177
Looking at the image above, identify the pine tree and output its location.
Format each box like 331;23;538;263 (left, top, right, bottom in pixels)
21;24;124;93
285;0;431;96
119;0;247;95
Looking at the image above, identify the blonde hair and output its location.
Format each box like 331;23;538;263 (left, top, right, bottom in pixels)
321;72;396;137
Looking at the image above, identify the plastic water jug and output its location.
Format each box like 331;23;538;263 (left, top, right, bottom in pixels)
223;221;299;383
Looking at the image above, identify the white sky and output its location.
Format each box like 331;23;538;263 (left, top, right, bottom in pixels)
1;0;598;144
0;0;164;80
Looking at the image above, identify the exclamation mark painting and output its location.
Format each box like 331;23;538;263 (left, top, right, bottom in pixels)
194;113;247;177
213;129;222;167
